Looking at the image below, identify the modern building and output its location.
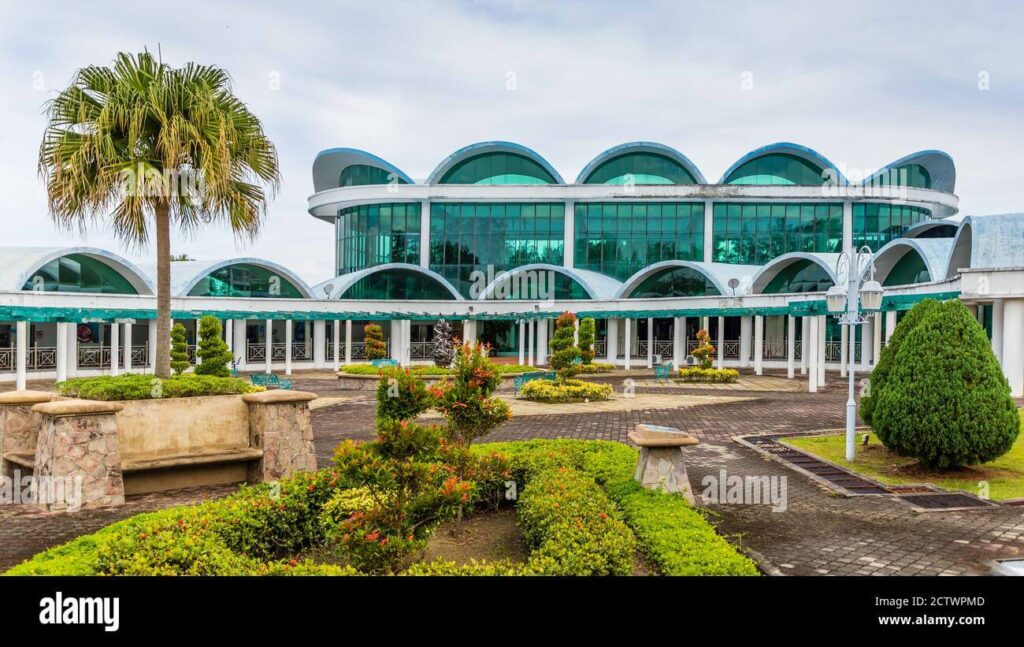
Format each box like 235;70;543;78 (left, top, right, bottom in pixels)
2;141;1023;396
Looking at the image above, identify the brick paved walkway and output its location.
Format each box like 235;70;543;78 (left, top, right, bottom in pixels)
2;371;1022;575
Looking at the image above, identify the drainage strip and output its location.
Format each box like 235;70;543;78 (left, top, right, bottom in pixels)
735;433;999;512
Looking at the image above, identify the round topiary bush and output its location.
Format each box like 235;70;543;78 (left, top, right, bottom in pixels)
871;300;1019;470
860;299;940;427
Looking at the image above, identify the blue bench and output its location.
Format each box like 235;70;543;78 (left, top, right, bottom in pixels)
513;370;556;396
654;361;674;382
371;358;399;368
250;373;293;390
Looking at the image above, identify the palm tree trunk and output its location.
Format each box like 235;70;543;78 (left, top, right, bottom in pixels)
154;203;172;378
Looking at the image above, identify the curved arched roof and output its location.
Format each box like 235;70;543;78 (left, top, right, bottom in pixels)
140;258;315;298
869;239;952;285
717;142;847;185
0;246;154;295
862;150;956;193
903;218;959;239
313;263;463;301
575;142;706;184
312;148;415;193
946;213;1024;279
749;253;840;294
476;264;620;300
617;260;758;298
426;141;564;185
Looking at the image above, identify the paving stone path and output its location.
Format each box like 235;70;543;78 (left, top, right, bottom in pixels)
2;371;1022;575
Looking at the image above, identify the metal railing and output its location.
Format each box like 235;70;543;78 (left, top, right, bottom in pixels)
246;342;314;362
324;341;388;362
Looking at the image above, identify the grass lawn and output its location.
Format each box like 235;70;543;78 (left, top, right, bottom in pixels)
783;411;1024;501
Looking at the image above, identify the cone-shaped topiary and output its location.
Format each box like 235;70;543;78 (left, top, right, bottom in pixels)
169;322;191;375
194;316;232;377
578;317;596;364
549;312;582;380
861;299;940;426
872;300;1019;470
364;323;387;360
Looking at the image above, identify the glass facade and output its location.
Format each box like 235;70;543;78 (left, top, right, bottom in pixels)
574;203;704;280
724;154;826;185
852;203;931;251
583;152;697;185
339;269;457;300
713;203;843;265
23;254;138;294
492;272;591;300
883;250;931;286
339;164;408;187
763;259;834;293
438;152;557;185
337;203;421;275
429;202;565;297
188;263;304;298
868;164;931;190
627;266;720;298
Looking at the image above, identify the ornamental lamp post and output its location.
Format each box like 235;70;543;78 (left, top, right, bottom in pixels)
827;246;881;462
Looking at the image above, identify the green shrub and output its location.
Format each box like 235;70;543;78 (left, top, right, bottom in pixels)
872;300;1020;469
517;467;635;575
194;316;232;377
549;311;582;380
677;367;739;383
577;361;614;374
55;374;258;400
375;367;435;422
691;328;715;369
170;322;190;375
402;559;523;576
578;317;596;364
519;378;613;403
861;299;940;426
430;342;511;447
364;323;387;360
340;363;531;376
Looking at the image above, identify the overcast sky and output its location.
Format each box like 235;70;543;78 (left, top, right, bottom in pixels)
1;0;1022;285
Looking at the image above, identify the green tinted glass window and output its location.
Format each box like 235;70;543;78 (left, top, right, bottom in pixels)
883;250;931;286
439;152;556;185
337;203;421;274
339;164;408;187
23;254;139;294
852;203;931;251
188;263;303;298
711;202;842;264
868;164;931;189
339;269;456;300
584;152;697;185
627;266;720;298
725;154;826;186
763;260;834;293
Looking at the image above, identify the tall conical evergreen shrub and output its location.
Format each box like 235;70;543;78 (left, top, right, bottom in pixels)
861;299;940;426
578;317;596;364
195;316;232;377
549;312;582;380
170;322;191;375
872;300;1019;469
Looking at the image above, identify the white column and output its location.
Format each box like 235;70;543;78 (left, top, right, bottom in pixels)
527;320;534;366
800;317;809;375
861;315;873;371
148;319;158;374
233;319;247;369
872;313;883;366
419;200;430;268
67;322;79;378
1002;299;1024;397
55;322;68;383
623;318;632;371
753;315;764;376
225;319;234;357
15;320;27;390
304;321;312;361
817;315;827;386
109;322;120;377
807;316;818;393
992;300;1004;365
264;319;272;374
518;320;525;365
703;200;714;263
344;320;352;365
885;310;897;344
194;320;202;366
842;201;853;253
646;317;654;368
313;320;326;369
536;318;548;366
840;324;848;378
700;316;709;334
333;320;341;371
716;316;725;369
123;322;133;373
606;319;618;363
563;200;575;268
285;320;293;375
401;320;412;367
672;317;683;370
786;315;796;379
739;316;752;369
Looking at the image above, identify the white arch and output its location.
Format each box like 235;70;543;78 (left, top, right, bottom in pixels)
165;258;316;298
476;264;619;300
0;246;154;295
869;239;952;286
616;260;756;298
426;141;564;185
749;252;840;295
314;263;463;301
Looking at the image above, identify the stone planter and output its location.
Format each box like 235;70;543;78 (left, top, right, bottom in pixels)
336;371;525;391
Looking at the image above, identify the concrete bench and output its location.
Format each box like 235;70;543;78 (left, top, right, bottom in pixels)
627;423;700;504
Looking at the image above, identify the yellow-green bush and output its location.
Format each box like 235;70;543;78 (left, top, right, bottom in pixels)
677;367;739;384
519;378;613;402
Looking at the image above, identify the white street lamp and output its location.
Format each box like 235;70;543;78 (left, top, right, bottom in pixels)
831;246;879;462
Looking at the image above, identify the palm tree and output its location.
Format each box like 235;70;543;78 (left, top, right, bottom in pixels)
39;51;280;378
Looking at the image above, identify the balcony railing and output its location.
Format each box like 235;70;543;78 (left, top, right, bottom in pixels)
246;342;314;362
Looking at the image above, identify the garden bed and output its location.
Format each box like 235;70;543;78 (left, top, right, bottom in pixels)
55;374;259;400
6;440;758;577
337;364;531;391
518;378;614;403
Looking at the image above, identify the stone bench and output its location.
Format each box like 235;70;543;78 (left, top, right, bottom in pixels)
627;423;700;504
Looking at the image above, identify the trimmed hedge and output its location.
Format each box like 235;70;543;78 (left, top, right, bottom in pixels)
677;367;739;384
872;300;1020;469
55;374;259;401
577;361;615;374
861;299;940;426
519;378;613;403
